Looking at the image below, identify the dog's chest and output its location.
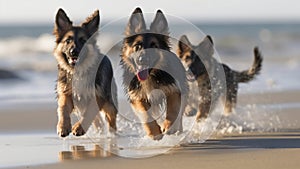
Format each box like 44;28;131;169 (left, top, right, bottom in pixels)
128;76;177;101
72;70;96;105
72;53;100;104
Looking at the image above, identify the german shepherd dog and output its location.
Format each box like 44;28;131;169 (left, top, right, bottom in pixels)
53;8;118;137
121;8;188;140
177;35;263;121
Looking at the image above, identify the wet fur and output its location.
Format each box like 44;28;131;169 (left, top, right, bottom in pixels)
121;8;188;140
53;8;118;137
177;35;263;121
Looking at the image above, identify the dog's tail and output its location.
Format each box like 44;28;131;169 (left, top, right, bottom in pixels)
236;47;263;83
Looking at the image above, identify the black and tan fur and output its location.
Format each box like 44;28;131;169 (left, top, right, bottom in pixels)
177;35;263;121
53;8;118;137
121;8;188;140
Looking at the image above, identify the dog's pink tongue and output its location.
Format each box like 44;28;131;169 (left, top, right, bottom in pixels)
137;69;149;81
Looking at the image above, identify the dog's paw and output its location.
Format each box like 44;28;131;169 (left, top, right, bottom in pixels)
57;120;71;137
196;111;208;122
162;120;182;135
148;128;163;140
162;120;176;135
224;106;234;117
72;122;86;136
144;122;163;140
149;133;163;140
184;107;197;116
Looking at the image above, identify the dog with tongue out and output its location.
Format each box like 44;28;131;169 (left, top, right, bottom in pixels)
53;8;118;138
121;7;188;140
136;53;150;81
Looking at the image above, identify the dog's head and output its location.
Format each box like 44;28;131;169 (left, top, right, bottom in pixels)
177;35;214;81
53;8;99;72
121;7;171;81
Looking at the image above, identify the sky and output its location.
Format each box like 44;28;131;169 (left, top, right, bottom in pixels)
1;0;300;24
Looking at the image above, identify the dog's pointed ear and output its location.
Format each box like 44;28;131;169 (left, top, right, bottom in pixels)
54;8;73;39
150;10;169;34
125;7;146;36
82;10;100;37
178;35;192;54
198;35;214;56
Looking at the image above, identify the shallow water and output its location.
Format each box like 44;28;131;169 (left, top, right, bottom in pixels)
0;94;299;167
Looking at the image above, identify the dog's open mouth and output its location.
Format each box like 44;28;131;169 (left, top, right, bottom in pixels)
68;57;78;66
186;69;195;82
136;65;149;81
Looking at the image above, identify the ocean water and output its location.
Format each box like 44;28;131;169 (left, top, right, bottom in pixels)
0;22;300;135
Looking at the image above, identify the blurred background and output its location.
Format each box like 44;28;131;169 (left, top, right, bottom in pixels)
0;0;300;131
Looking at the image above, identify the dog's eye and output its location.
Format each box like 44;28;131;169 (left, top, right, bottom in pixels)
150;42;158;48
185;57;191;62
185;54;191;59
79;38;87;44
134;44;142;52
65;37;72;44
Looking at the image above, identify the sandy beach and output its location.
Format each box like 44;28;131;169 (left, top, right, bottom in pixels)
0;89;299;169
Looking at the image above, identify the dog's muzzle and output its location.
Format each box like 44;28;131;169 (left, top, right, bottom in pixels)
68;47;80;66
136;54;150;81
186;68;195;82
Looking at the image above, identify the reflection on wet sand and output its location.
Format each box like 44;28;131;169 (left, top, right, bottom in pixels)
59;144;115;161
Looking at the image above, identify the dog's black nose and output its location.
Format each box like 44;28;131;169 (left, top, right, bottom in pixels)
70;48;79;57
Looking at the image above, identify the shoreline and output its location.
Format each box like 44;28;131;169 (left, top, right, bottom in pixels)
0;89;299;168
1;89;299;133
7;132;300;169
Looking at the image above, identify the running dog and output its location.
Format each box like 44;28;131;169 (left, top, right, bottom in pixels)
121;8;188;140
53;8;118;137
177;35;263;121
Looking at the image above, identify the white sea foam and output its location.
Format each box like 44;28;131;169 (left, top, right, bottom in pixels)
0;34;54;57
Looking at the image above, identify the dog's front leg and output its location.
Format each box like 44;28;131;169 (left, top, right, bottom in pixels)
57;94;73;137
162;92;183;135
131;100;163;140
72;98;99;136
196;89;212;121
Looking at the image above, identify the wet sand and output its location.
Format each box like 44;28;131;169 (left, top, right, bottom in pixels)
0;90;300;169
8;133;300;169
